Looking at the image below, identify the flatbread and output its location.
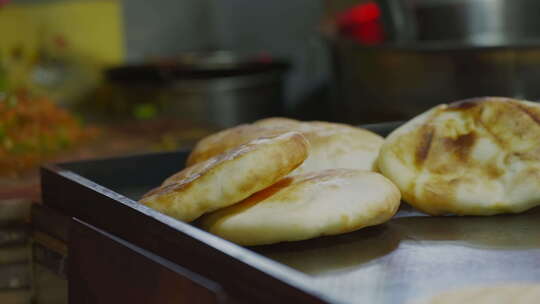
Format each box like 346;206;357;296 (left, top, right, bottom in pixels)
412;284;540;304
199;169;401;245
378;97;540;215
186;124;290;166
140;132;309;222
187;118;384;174
289;121;384;174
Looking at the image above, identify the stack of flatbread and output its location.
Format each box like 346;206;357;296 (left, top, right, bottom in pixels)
141;96;540;245
140;118;401;245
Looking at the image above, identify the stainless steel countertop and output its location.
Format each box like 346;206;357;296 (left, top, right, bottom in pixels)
256;204;540;303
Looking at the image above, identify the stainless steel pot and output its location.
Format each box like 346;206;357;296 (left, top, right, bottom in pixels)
167;72;287;129
326;0;540;124
330;39;540;124
377;0;540;46
103;52;289;128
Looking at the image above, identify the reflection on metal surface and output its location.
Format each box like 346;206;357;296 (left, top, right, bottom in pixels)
254;225;400;276
391;206;540;249
257;204;540;304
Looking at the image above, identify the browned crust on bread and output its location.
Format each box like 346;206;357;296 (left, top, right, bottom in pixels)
415;125;434;168
187;118;384;176
379;97;540;215
447;97;484;110
514;102;540;125
140;132;309;222
199;169;401;245
186;125;291;166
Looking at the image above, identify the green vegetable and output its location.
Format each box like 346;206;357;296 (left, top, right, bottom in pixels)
133;103;158;120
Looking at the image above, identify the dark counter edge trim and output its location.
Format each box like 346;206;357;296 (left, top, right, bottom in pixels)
40;164;339;304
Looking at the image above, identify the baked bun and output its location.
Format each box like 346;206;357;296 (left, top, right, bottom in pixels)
378;97;540;215
187;118;384;174
199;169;401;246
289;121;384;174
140;132;309;222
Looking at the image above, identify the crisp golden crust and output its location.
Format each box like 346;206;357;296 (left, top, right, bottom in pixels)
199;169;401;246
187;118;384;174
140;132;309;222
186;124;290;166
378;97;540;215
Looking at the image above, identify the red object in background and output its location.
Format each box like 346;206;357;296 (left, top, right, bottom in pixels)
0;0;10;7
348;20;385;45
337;1;385;45
338;2;381;24
256;52;273;64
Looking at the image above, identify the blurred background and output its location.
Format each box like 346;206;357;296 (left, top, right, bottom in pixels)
2;0;540;302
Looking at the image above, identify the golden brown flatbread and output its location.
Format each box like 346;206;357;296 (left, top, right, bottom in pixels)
378;97;540;215
187;118;384;174
288;121;384;174
199;169;401;246
185;124;289;166
140;132;309;222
